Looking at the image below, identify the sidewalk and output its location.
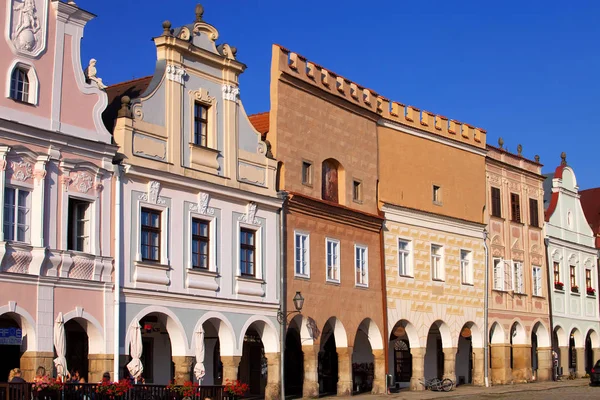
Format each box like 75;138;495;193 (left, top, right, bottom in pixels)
336;378;590;400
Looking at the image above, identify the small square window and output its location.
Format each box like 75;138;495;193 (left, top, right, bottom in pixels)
302;161;312;186
433;185;442;204
353;180;362;202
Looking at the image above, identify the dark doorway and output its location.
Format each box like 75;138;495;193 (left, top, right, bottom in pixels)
318;333;338;395
141;337;154;383
0;315;22;382
585;333;593;374
569;333;576;372
392;339;412;383
239;328;266;397
213;337;222;385
531;331;538;377
284;328;303;397
64;320;89;381
456;332;472;385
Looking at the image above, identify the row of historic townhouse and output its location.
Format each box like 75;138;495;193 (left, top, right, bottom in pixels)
1;2;600;400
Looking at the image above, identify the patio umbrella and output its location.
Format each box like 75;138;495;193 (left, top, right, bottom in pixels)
53;312;68;380
127;320;144;381
193;328;206;383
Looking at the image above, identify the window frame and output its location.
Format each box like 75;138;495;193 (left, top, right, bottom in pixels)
513;261;524;294
239;227;257;277
460;249;473;285
553;262;561;285
301;160;313;186
432;185;442;205
491;187;502;218
398;238;412;277
325;238;340;283
3;185;31;244
5;61;39;105
529;198;539;227
570;265;577;289
10;67;29;103
140;207;162;262
190;217;210;270
352;179;363;203
586;268;593;290
510;193;521;223
354;244;368;287
532;265;543;297
193;102;209;147
431;244;444;281
294;231;310;278
493;258;504;291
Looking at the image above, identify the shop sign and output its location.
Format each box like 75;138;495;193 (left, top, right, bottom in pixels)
0;327;22;345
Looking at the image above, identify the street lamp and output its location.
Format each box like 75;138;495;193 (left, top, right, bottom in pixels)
277;291;304;324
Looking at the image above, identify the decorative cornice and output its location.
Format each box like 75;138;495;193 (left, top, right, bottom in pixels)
166;64;186;85
222;84;239;102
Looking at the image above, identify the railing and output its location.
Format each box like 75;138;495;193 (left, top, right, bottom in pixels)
0;383;225;400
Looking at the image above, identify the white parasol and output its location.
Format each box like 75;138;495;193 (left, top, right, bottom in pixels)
53;312;68;380
127;320;144;381
193;328;206;383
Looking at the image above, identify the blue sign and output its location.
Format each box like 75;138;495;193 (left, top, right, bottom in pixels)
0;327;22;345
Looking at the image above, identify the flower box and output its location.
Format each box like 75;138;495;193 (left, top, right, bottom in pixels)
571;286;579;293
587;287;596;296
554;282;564;290
224;379;249;399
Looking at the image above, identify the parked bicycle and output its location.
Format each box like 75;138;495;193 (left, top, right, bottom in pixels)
419;377;454;392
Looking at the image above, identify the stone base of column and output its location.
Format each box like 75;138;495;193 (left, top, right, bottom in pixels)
88;354;114;383
302;345;319;398
20;351;54;382
536;347;552;381
559;346;569;377
490;344;510;384
264;352;280;400
336;347;353;396
410;347;425;391
443;347;457;383
221;355;241;382
512;344;532;383
371;349;386;394
472;348;484;386
172;356;194;384
575;348;586;378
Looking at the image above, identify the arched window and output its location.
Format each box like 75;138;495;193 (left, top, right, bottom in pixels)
10;67;30;103
322;159;340;203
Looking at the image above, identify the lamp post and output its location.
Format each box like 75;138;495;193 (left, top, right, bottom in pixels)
277;291;304;324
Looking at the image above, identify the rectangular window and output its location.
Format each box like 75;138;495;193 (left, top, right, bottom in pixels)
294;232;310;277
532;266;542;296
513;262;524;293
433;185;442;204
510;193;521;223
141;208;161;262
355;245;368;287
240;228;256;277
493;258;504;290
431;244;443;281
586;269;592;290
191;218;209;269
398;239;411;277
460;250;472;285
553;262;560;284
302;161;312;185
570;265;576;289
491;187;502;218
193;102;208;147
326;238;340;282
352;180;362;202
68;198;91;252
529;198;539;227
3;187;30;243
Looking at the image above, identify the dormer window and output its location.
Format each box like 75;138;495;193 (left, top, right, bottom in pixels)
193;102;209;147
10;67;29;103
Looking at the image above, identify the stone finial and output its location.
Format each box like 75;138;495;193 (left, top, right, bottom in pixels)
67;0;77;5
534;155;540;163
195;4;204;21
162;20;172;36
517;144;522;156
84;59;107;89
118;96;131;118
498;137;504;149
231;46;238;56
560;152;567;166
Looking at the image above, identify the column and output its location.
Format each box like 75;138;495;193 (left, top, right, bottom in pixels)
512;344;532;382
559;346;569;377
264;352;280;400
20;351;54;382
409;347;424;391
472;348;484;386
172;356;194;384
221;355;241;383
29;156;49;275
536;347;552;381
490;344;511;384
575;348;586;378
443;347;457;382
88;354;114;383
371;349;386;394
302;344;319;398
336;347;353;396
0;146;10;242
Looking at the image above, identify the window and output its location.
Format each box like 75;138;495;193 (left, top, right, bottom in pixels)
355;245;368;287
10;67;29;103
193;102;208;147
68;198;92;252
141;208;161;261
398;240;411;277
460;250;472;285
570;265;576;289
431;244;443;281
302;161;312;186
553;262;560;284
491;187;502;218
3;187;30;242
529;198;539;227
493;258;504;290
240;228;256;276
322;159;340;203
586;269;593;290
352;180;362;203
532;266;542;296
294;232;310;277
433;185;442;204
513;262;524;293
510;193;521;223
326;238;340;282
191;218;209;269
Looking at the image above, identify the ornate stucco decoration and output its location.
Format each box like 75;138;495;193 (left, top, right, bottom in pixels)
238;202;260;225
222;84;239;102
190;192;214;215
6;0;48;57
10;160;33;181
166;64;186;85
192;88;215;105
84;59;107;89
139;180;167;205
69;171;94;193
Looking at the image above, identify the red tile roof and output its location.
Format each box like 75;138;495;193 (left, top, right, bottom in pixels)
248;111;269;140
102;76;153;133
544;164;567;222
580;187;600;248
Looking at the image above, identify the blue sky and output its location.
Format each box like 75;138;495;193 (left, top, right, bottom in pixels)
78;0;600;189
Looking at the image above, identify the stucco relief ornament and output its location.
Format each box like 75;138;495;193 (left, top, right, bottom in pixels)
238;202;260;225
70;171;94;193
166;64;186;85
222;84;239;102
190;192;214;215
10;160;32;181
139;180;166;205
11;0;40;51
84;59;107;90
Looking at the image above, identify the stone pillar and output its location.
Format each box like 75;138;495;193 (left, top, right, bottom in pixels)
371;349;386;394
302;345;319;398
264;352;280;400
221;356;241;383
575;348;586;378
490;344;510;384
593;348;600;366
172;356;194;384
409;347;425;391
511;344;532;382
336;347;353;396
88;354;114;383
443;347;457;383
20;351;54;382
472;348;484;386
559;346;569;377
536;347;552;381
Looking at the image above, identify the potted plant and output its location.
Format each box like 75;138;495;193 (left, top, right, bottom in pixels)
96;379;132;399
167;381;198;400
224;379;249;400
32;376;63;400
571;285;579;293
554;281;564;290
587;287;596;296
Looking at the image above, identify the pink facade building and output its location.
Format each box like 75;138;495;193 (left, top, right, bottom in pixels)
0;0;116;382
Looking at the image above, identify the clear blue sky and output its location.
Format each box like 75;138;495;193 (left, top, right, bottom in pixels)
78;0;600;189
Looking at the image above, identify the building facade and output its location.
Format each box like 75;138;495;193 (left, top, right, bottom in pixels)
544;154;600;378
105;7;281;398
0;0;116;382
485;143;551;384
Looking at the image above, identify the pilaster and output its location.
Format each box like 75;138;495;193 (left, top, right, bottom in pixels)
575;348;586;378
512;344;532;382
536;347;552;381
490;344;510;384
221;355;241;383
88;353;114;383
20;351;54;381
264;352;280;400
302;344;319;398
336;346;353;396
371;349;386;394
472;348;484;386
172;355;194;384
410;347;425;391
558;346;569;377
442;347;457;382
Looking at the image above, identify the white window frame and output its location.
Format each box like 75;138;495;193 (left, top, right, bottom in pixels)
236;222;262;280
431;244;444;281
493;258;504;291
532;265;542;297
187;210;217;272
398;238;412;277
5;60;39;105
68;198;92;253
325;238;340;283
460;249;473;285
513;261;524;294
355;244;368;287
136;202;169;265
294;231;310;278
3;185;31;244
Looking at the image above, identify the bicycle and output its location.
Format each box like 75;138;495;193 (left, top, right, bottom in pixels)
419;377;454;392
